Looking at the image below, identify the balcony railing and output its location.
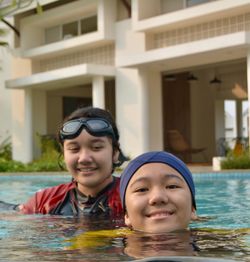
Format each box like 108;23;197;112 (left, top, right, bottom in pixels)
36;44;115;73
152;12;250;50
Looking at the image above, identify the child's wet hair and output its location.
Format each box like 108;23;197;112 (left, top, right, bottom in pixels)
57;106;128;167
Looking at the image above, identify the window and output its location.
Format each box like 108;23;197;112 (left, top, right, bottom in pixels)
62;21;78;40
45;15;97;44
80;15;97;35
242;100;249;138
224;100;249;150
186;0;210;7
224;100;236;142
45;26;61;44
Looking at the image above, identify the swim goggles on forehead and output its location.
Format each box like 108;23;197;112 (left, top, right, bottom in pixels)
59;118;116;140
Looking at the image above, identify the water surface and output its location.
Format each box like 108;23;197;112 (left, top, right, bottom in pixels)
0;173;249;261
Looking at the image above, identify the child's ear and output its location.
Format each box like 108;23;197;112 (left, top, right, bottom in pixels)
112;149;120;163
125;213;132;228
191;206;198;221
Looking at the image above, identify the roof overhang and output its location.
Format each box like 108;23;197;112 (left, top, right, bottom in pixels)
5;64;115;90
117;32;250;72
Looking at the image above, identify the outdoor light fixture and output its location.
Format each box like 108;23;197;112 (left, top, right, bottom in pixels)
210;76;222;85
187;73;198;82
164;74;176;81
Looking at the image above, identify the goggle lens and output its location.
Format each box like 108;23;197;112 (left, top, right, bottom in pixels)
63;121;82;134
60;118;115;140
86;119;109;130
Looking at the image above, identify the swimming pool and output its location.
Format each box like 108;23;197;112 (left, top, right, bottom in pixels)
0;172;249;261
192;172;250;230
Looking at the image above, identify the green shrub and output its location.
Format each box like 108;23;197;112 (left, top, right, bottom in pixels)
221;150;250;169
0;137;21;172
0;134;65;172
0;158;27;172
29;134;64;171
26;160;63;172
37;134;61;155
0;137;12;160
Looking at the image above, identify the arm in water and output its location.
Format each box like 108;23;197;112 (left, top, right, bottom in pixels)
0;200;19;211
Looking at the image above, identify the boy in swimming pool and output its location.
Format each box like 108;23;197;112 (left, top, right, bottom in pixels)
16;107;128;216
119;151;197;233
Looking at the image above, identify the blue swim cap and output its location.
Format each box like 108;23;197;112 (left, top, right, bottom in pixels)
119;151;196;210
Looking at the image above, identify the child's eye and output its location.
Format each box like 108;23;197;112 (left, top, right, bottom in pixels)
134;187;148;193
92;145;104;151
166;184;179;189
67;146;79;152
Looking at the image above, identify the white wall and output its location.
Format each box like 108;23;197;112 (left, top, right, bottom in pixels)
0;19;13;146
115;19;150;158
10;56;32;162
116;67;146;158
101;0;116;38
115;19;146;64
11;89;27;162
12;89;46;162
115;67;163;159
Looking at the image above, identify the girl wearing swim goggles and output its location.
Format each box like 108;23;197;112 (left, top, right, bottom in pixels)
17;107;128;216
59;118;116;141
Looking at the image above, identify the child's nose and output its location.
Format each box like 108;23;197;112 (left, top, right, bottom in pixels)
78;149;92;163
148;188;168;205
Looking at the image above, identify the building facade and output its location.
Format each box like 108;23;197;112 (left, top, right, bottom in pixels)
3;0;250;163
0;17;12;149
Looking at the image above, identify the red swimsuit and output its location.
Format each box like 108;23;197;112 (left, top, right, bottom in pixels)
19;177;122;216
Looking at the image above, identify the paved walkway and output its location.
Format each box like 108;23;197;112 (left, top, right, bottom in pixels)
188;165;213;173
1;167;250;176
187;164;250;173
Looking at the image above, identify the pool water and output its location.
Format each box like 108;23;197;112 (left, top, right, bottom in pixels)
0;173;249;261
193;173;250;230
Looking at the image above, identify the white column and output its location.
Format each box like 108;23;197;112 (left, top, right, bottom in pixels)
12;89;33;163
116;67;150;158
11;90;24;162
247;50;250;148
92;76;105;109
24;89;33;163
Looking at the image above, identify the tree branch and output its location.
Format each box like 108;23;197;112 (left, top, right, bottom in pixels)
1;18;20;37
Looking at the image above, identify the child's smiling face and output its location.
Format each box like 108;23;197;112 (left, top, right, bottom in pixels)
64;129;118;196
124;162;196;233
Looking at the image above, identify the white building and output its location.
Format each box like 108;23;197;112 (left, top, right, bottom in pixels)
3;0;250;163
0;17;13;147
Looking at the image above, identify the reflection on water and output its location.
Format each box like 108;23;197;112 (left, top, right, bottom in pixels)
123;231;197;259
0;214;126;261
0;174;249;261
192;228;250;259
0;213;249;261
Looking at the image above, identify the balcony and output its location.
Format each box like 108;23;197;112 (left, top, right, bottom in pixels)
132;0;250;33
117;0;250;70
15;0;116;59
